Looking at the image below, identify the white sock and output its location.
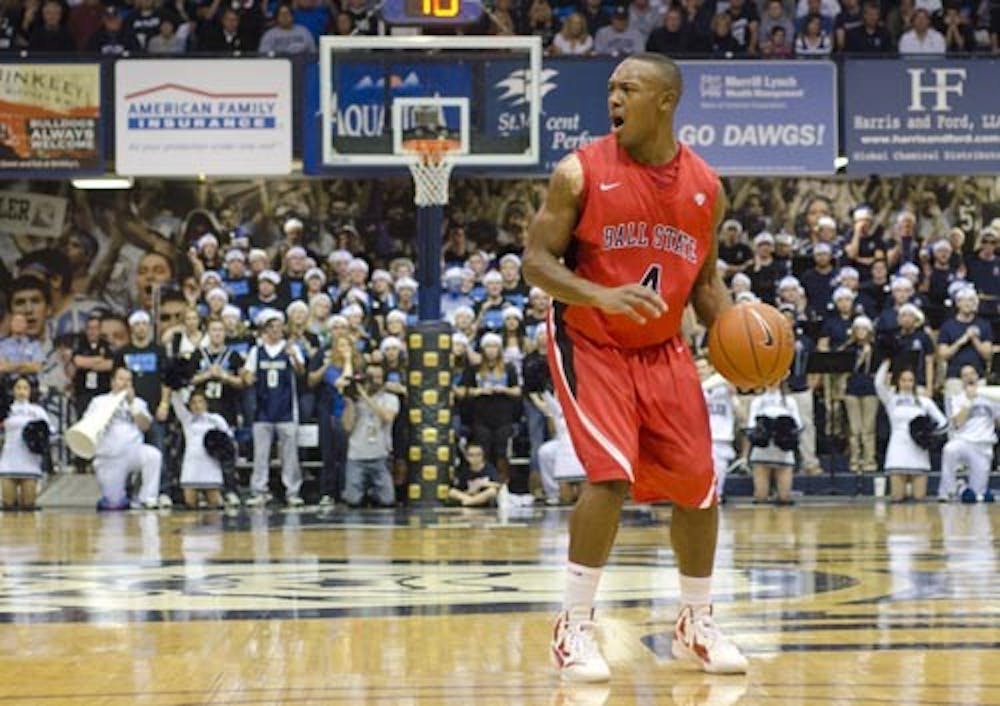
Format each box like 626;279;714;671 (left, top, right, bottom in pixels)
679;574;712;614
564;562;602;621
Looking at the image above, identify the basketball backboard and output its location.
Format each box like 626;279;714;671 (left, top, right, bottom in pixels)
318;36;542;168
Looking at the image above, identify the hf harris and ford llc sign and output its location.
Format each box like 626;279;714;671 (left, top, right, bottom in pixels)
844;59;1000;175
114;59;293;176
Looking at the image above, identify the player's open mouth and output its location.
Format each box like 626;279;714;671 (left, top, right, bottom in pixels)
611;116;624;131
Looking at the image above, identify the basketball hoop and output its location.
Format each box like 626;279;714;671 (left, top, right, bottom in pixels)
404;137;460;208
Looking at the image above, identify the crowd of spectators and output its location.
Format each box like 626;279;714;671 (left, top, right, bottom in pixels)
0;174;997;509
0;0;996;56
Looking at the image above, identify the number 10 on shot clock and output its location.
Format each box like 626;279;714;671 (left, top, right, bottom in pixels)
380;0;483;24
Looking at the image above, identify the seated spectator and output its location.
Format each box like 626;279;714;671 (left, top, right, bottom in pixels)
843;0;894;52
441;267;475;323
796;0;840;20
392;278;419;325
329;11;354;35
579;0;610;36
680;0;714;44
594;6;644;56
128;0;165;51
475;270;509;333
762;23;795;56
258;3;316;54
482;0;518;34
759;0;792;39
820;286;859;350
724;0;760;53
27;0;76;52
148;21;186;55
293;0;330;41
341;362;399;508
834;0;864;48
197;8;251;54
86;6;140;54
520;0;557;47
448;442;500;507
550;12;593;55
796;0;835;34
937;287;993;393
627;0;664;44
709;12;745;56
898;7;946;52
796;14;834;55
70;0;106;50
457;333;521;484
646;7;692;55
246;270;286;324
343;0;377;35
942;3;975;50
523;287;550;340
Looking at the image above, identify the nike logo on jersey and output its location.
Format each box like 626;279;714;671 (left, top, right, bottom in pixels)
599;182;621;191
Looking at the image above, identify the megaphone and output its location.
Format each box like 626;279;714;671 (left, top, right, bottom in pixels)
65;390;127;460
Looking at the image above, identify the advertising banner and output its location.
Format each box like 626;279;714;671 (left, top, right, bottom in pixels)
674;61;836;175
308;58;836;175
844;59;1000;175
116;59;292;176
0;64;102;175
0;191;67;238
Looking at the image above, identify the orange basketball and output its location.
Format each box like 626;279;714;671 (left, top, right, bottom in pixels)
707;302;795;390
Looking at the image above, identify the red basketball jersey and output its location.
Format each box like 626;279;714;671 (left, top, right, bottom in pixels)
561;135;719;349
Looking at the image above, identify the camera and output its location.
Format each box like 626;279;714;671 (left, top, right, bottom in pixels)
343;372;368;399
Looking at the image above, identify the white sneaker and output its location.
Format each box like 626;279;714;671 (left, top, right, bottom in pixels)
318;495;334;508
140;497;159;510
551;610;611;683
157;493;173;509
286;495;305;508
672;606;748;674
245;493;270;507
224;492;241;507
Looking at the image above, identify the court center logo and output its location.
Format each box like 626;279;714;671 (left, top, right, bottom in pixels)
0;560;850;623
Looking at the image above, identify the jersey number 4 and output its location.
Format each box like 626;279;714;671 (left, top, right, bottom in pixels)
640;264;662;294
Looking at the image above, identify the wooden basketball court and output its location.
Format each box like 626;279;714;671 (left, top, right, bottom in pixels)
0;502;996;705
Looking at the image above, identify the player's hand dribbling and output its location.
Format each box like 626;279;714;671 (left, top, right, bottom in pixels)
592;284;667;325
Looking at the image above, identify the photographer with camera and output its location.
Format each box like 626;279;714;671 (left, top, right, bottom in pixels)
340;361;399;508
308;334;358;507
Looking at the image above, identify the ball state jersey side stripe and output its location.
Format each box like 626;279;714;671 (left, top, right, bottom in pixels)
565;135;720;350
548;306;635;482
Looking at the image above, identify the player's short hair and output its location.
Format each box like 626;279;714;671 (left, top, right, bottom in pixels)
464;441;484;454
627;52;683;98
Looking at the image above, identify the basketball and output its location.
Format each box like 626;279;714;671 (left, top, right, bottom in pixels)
707;302;795;390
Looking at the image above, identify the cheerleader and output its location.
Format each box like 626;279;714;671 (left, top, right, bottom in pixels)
874;360;946;502
746;385;802;505
171;387;232;509
0;377;49;510
696;358;741;503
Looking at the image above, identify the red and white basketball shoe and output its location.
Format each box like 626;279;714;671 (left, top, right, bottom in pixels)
551;610;611;683
671;606;748;674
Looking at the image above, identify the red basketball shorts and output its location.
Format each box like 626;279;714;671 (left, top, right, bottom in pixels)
546;311;717;507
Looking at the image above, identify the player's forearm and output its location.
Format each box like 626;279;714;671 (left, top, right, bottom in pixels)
691;278;731;329
523;248;607;308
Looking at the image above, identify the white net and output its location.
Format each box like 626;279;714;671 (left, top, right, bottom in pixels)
408;158;454;207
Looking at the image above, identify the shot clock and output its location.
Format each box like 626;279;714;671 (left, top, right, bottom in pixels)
380;0;483;25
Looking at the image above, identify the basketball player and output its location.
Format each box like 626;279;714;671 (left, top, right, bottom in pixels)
939;365;998;503
90;367;162;510
523;53;747;681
